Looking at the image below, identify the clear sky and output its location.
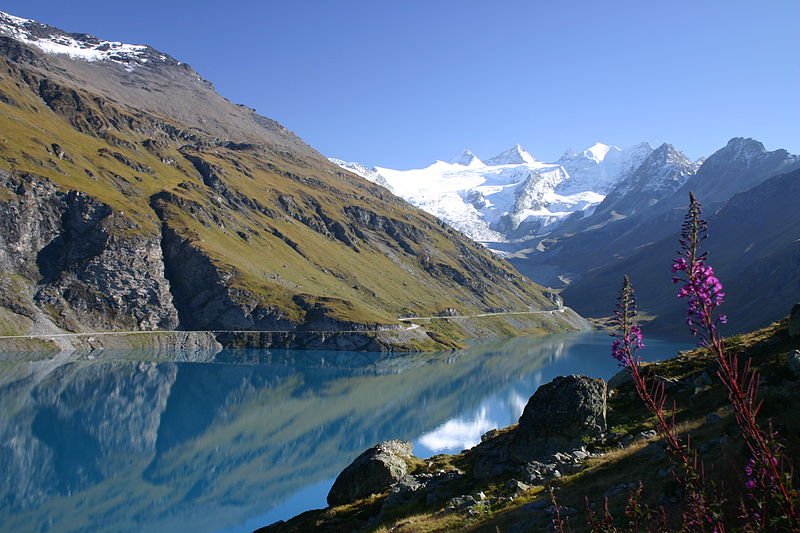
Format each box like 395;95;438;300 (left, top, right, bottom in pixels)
2;1;798;168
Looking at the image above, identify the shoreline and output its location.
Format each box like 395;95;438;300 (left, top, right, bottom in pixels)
0;308;589;358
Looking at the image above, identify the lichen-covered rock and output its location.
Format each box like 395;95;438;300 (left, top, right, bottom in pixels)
327;440;413;506
789;304;800;338
511;375;607;461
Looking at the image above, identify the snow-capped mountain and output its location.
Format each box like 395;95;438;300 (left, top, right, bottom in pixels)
591;143;700;218
485;144;537;166
329;158;395;191
557;142;653;194
450;149;483;166
675;137;800;206
0;10;164;72
331;141;667;243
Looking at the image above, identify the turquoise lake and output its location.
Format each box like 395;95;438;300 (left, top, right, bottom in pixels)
0;332;690;532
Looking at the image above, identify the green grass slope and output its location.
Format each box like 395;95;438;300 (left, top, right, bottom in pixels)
0;31;581;346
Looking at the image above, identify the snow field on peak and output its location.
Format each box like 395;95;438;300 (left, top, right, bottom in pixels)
0;10;151;71
485;144;537;166
332;142;658;244
584;142;613;162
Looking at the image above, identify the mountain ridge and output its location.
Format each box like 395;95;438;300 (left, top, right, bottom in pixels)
0;9;584;351
332;141;657;242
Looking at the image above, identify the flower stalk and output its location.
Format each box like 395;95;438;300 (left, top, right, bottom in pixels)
611;276;719;531
672;193;798;528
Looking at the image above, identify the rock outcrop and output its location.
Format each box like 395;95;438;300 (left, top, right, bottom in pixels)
0;171;178;332
323;375;608;512
511;375;607;461
472;375;607;478
788;350;800;378
789;303;800;338
327;440;413;506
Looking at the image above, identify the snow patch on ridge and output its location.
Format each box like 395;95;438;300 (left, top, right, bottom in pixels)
0;10;152;71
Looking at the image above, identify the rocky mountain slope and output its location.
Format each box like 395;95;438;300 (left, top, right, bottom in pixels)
0;10;582;350
509;138;800;334
561;167;800;334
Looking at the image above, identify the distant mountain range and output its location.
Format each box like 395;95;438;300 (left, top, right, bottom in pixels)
332;141;674;242
335;138;800;334
0;9;583;351
550;138;800;334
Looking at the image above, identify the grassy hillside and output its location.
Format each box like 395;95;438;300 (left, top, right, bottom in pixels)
0;37;581;347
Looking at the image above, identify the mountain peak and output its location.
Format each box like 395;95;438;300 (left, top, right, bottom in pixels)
559;142;624;164
638;143;694;173
701;137;769;169
486;144;536;166
724;137;766;154
584;142;614;162
650;142;678;157
450;149;483;166
0;9;170;73
626;141;655;153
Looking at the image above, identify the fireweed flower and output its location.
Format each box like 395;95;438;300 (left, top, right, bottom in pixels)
609;276;717;530
610;276;643;367
744;458;757;491
671;193;799;528
672;193;727;340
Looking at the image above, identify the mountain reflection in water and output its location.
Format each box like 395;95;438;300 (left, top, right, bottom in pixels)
0;332;688;533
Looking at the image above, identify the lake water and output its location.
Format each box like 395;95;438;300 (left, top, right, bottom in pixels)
0;332;689;533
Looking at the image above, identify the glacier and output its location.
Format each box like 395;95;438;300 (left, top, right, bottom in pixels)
333;141;656;245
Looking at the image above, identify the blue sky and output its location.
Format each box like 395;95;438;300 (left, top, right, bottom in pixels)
3;1;798;168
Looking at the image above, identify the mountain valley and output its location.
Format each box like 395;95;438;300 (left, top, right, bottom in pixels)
336;138;800;335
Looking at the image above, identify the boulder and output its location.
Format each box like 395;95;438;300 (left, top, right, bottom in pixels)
788;350;800;378
519;461;561;484
790;304;800;338
327;440;413;506
511;375;607;461
382;474;425;509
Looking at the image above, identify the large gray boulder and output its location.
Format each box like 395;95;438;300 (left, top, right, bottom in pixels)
327;440;413;506
789;304;800;338
511;375;607;461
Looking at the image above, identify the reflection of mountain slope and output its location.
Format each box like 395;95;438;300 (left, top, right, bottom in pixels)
0;336;576;533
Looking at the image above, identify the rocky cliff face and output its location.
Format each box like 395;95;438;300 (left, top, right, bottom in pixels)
0;10;582;347
0;170;177;333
